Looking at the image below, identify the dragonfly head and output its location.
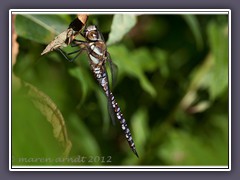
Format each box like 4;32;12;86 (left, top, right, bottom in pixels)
84;25;103;42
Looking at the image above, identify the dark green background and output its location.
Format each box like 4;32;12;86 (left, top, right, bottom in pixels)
12;14;228;166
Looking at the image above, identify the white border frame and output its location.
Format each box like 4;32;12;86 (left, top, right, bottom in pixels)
9;9;231;171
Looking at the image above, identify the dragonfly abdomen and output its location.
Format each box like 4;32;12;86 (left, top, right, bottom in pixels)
109;92;139;157
92;66;138;157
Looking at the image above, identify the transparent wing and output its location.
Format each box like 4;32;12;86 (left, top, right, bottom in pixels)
107;52;118;88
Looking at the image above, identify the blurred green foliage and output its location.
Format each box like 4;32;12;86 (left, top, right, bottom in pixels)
12;14;229;166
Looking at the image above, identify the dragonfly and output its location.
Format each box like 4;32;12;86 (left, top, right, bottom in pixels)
42;23;139;158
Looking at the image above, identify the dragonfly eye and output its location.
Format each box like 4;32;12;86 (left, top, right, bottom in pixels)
84;25;100;41
86;31;99;41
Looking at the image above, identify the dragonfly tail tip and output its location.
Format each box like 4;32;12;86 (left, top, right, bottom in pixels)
133;149;139;158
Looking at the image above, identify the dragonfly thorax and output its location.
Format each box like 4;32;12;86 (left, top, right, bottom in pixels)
88;41;107;65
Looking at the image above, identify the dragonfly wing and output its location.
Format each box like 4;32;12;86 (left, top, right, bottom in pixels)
107;53;118;88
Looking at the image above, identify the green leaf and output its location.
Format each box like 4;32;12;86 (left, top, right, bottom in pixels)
15;14;70;44
207;22;228;99
69;67;89;107
182;15;203;50
180;54;214;110
180;21;228;110
158;125;228;165
12;81;71;165
68;114;101;159
109;45;157;97
122;108;149;163
131;107;149;150
107;14;137;46
96;88;111;134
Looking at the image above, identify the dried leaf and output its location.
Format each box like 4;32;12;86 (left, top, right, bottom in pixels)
41;29;72;55
77;14;88;25
23;82;72;157
41;15;88;55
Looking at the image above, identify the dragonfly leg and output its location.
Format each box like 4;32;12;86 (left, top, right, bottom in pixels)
56;48;82;62
67;48;83;62
70;43;80;47
67;49;82;56
71;39;86;47
69;50;82;62
56;48;73;62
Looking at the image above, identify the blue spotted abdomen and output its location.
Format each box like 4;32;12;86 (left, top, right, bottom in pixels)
92;66;138;157
108;92;138;157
